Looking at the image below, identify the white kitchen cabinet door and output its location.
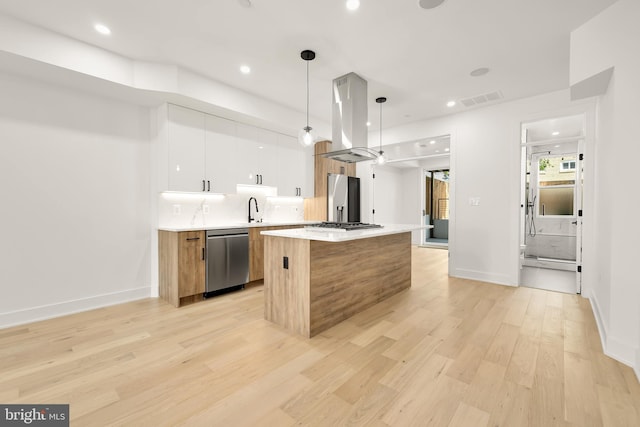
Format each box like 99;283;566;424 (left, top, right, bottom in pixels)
256;129;279;186
277;134;313;197
205;115;237;193
277;134;303;197
235;124;279;186
235;123;261;185
167;104;206;192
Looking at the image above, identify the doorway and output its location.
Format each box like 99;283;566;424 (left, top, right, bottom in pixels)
520;115;585;294
423;169;450;247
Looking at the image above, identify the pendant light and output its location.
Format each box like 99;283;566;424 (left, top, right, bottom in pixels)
376;97;387;165
298;50;316;147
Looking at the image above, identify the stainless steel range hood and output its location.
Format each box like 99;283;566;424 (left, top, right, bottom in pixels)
321;72;379;163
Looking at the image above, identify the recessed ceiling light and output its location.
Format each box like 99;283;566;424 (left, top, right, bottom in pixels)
418;0;446;9
552;131;560;136
445;148;450;152
554;145;560;148
470;67;490;77
435;150;440;153
240;65;251;74
94;23;111;35
346;0;360;11
430;140;436;145
446;100;456;108
366;121;371;126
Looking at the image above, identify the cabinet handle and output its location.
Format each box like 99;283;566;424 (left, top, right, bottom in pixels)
255;175;259;185
186;237;200;241
202;180;206;191
202;247;205;260
207;180;211;192
260;175;263;185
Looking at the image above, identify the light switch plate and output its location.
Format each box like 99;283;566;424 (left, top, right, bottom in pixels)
173;204;181;215
469;197;480;206
203;205;210;214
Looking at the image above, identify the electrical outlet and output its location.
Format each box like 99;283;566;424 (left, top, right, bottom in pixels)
203;205;210;214
173;205;181;215
469;197;480;206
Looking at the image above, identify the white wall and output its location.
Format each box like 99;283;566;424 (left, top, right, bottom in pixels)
0;71;152;327
357;163;403;224
570;0;640;374
372;90;595;287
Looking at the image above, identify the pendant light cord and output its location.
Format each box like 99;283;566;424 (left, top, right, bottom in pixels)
306;60;310;129
379;101;382;152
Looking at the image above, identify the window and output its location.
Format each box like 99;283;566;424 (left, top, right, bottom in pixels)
560;160;576;172
537;155;576;216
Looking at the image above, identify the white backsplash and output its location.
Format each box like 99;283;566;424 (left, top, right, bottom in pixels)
158;186;304;229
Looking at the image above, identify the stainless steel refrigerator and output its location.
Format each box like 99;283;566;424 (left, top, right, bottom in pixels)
327;173;360;222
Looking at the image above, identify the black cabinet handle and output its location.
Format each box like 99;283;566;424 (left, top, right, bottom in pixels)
202;247;205;260
186;237;200;241
255;174;259;184
202;180;206;191
207;180;211;191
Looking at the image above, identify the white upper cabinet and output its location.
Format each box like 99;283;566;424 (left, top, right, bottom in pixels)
161;103;311;197
277;134;312;197
235;124;279;186
167;104;206;192
205;115;237;194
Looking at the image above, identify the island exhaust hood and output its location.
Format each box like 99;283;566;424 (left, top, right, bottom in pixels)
321;72;380;163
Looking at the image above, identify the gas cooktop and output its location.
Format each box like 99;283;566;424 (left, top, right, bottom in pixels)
305;222;383;232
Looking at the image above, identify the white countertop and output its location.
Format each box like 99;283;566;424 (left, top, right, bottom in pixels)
260;224;431;242
158;221;319;232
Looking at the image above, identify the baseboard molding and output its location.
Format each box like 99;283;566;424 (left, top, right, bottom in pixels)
452;268;515;287
589;293;639;373
636;348;640;383
0;287;151;329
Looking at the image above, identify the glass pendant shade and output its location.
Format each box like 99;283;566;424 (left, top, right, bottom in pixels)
377;152;386;165
298;126;316;147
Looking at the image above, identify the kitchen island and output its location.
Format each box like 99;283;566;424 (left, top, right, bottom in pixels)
261;224;425;337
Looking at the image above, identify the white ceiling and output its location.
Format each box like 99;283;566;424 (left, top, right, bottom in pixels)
0;0;615;132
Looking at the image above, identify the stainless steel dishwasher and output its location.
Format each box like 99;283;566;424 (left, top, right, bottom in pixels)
205;228;249;296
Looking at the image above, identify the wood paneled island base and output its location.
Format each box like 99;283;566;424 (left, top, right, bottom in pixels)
264;231;412;337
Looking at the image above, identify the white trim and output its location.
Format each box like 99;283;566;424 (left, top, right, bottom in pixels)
452;269;515;287
589;293;638;370
636;347;640;383
0;287;151;329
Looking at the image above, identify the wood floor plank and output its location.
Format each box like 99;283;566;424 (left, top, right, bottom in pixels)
448;402;490;427
333;355;397;404
0;247;637;426
505;334;539;389
564;351;604;426
484;323;521;366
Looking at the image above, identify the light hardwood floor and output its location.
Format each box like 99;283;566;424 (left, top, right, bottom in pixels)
1;247;639;426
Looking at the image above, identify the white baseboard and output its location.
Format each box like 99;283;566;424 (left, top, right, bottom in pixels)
636;348;640;383
452;268;516;287
589;294;638;372
0;287;151;329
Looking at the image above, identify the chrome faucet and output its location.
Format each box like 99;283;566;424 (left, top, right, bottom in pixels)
248;197;259;223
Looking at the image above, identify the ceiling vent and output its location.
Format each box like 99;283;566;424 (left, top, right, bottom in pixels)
460;90;503;107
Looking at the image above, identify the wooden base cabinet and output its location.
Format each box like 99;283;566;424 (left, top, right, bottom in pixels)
159;230;206;307
248;225;304;282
